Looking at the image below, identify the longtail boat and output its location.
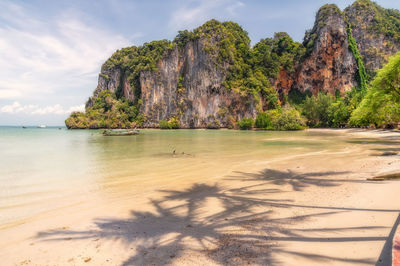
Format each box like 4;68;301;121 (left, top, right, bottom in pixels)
103;129;139;136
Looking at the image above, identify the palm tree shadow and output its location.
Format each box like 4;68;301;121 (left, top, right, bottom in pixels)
36;180;394;265
37;183;288;264
226;168;368;191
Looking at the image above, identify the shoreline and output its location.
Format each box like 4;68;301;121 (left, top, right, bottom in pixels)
65;126;400;132
1;128;400;265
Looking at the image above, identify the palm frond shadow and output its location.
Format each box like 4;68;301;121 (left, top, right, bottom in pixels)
36;170;396;265
226;168;368;191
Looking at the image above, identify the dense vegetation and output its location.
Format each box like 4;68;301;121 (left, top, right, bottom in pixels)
255;107;305;130
300;93;351;128
159;117;180;129
350;51;400;127
346;0;400;42
237;117;254;130
347;25;368;93
283;51;400;130
65;90;143;129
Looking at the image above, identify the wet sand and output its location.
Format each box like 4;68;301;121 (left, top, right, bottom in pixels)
1;129;400;265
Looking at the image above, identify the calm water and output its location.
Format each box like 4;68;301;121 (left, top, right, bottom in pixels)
0;126;355;228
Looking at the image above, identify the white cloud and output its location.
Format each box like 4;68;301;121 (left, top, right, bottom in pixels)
0;1;131;100
169;0;245;32
0;101;84;115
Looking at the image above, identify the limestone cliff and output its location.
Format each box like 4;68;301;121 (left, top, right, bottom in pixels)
139;40;257;128
344;0;400;77
85;21;258;128
66;1;400;129
295;4;359;95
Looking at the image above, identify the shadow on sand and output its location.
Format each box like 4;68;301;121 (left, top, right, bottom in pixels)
36;168;399;265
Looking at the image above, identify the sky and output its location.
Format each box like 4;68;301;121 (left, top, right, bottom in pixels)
1;0;400;126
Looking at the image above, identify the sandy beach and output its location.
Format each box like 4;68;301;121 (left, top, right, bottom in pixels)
1;129;400;265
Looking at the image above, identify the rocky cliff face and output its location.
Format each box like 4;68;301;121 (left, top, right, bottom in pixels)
69;1;400;129
88;31;257;128
87;65;137;108
294;5;358;95
139;40;257;128
345;0;400;77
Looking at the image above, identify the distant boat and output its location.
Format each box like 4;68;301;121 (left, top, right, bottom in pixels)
38;125;46;128
103;129;139;136
22;126;27;129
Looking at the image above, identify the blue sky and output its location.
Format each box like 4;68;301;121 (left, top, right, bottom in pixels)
1;0;400;126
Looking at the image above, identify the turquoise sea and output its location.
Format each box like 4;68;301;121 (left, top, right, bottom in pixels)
0;126;355;228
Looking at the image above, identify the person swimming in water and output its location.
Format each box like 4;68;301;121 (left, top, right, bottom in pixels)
172;150;193;157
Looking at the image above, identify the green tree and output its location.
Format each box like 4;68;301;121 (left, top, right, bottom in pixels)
302;93;334;127
272;107;306;130
238;117;254;130
327;100;351;127
255;112;273;129
350;51;400;127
